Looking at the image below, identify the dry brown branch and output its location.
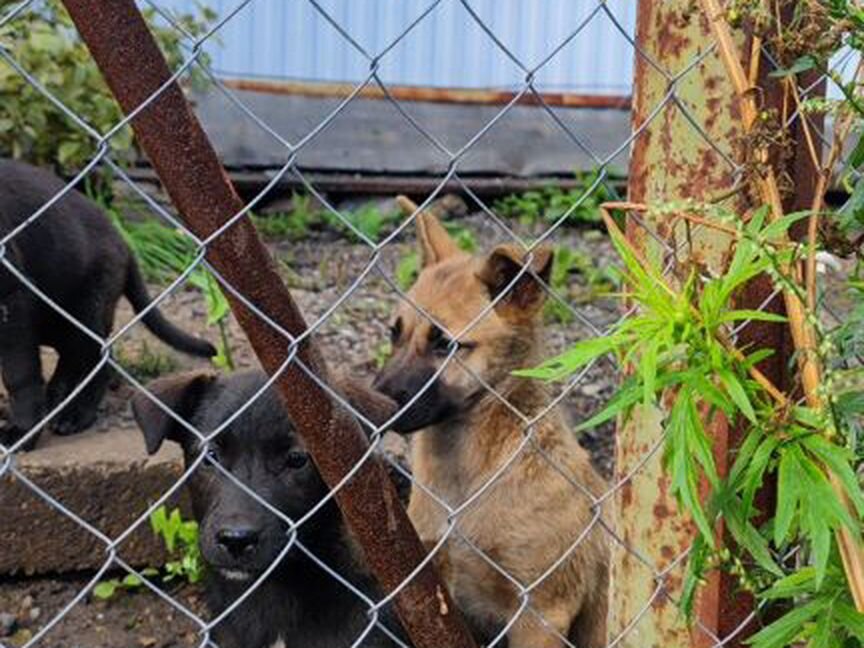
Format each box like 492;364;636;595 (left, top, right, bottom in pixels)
785;58;860;312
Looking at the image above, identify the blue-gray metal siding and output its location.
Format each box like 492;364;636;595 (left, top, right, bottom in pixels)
155;1;637;95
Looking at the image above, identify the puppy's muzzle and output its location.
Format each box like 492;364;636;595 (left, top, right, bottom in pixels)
216;526;260;559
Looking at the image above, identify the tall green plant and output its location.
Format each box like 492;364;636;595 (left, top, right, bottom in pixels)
518;204;864;648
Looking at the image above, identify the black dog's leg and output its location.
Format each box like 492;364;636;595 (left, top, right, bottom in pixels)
0;336;45;451
46;338;79;411
50;339;112;436
45;324;96;412
49;308;113;437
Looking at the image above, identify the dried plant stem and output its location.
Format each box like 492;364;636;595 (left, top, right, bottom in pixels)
787;80;823;174
700;0;864;611
603;201;741;238
602;200;796;261
785;63;860;312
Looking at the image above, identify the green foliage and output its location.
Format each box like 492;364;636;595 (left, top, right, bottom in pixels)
518;203;864;648
373;341;392;370
88;177;234;371
492;171;616;227
395;252;420;292
94;506;202;600
193;268;233;371
543;243;618;323
115;341;178;383
150;505;204;584
254;196;405;243
252;194;320;241
326;203;401;242
0;0;215;170
749;564;864;648
92;570;159;600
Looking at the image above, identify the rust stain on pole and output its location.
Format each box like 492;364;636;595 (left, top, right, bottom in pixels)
615;3;750;647
621;3;818;647
58;2;477;647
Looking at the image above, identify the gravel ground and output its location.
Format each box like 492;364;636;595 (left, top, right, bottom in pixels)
0;200;623;648
0;578;205;648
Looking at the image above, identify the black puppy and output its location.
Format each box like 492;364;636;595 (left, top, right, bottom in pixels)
132;370;405;648
0;159;215;449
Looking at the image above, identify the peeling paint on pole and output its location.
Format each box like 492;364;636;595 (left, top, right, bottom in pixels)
616;2;820;646
611;4;747;647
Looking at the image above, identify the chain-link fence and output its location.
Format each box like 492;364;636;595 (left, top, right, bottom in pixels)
0;2;852;647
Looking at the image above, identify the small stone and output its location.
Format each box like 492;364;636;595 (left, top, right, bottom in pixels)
0;612;18;637
27;606;40;622
138;636;157;647
10;628;32;644
579;382;606;398
19;595;33;611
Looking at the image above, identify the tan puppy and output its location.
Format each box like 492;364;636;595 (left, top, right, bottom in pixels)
374;198;609;648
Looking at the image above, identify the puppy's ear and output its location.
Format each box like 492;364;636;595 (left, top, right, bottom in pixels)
477;244;554;317
132;372;217;455
334;376;397;432
396;195;460;268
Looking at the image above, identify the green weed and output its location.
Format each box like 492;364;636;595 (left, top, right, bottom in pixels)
493;171;616;227
96;195;234;371
324;203;401;243
253;195;404;243
252;194;320;241
519;203;864;648
544;244;619;323
93;506;203;600
115;342;178;383
373;341;392;370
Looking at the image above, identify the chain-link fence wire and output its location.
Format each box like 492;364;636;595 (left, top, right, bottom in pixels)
0;1;851;647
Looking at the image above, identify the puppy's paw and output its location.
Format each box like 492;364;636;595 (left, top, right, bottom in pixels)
51;409;97;437
0;424;40;451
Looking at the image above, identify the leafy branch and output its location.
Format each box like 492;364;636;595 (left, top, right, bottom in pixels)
518;201;864;647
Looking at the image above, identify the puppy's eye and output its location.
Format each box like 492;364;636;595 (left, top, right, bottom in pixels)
205;443;221;464
285;451;309;470
428;326;453;357
390;318;403;345
266;448;309;474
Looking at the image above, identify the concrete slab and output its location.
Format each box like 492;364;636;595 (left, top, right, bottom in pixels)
0;425;186;576
193;88;631;176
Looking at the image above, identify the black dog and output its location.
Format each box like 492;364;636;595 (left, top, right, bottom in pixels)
0;159;215;449
132;370;406;648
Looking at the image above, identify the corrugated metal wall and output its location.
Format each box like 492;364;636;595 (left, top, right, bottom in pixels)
155;1;637;95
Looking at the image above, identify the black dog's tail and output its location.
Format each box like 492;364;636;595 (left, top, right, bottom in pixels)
125;262;216;358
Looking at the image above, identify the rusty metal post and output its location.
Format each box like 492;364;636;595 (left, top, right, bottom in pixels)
615;4;821;648
58;2;477;647
613;8;746;646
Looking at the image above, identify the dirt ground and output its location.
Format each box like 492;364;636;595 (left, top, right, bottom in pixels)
0;577;205;648
0;204;622;648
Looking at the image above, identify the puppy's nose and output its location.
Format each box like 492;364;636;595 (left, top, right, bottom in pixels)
373;375;410;405
216;527;260;558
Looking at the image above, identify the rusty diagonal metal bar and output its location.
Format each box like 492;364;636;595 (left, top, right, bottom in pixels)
57;1;478;646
